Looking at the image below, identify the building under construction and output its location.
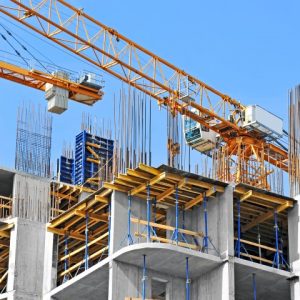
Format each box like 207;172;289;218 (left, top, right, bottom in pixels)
0;0;300;300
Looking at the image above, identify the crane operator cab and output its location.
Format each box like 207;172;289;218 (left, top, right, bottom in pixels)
183;108;218;153
78;72;103;91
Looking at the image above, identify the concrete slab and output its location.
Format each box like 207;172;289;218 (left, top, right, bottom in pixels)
113;243;222;279
235;258;292;300
0;292;8;299
46;257;110;300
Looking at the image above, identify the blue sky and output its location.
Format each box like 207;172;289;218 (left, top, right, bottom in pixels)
0;0;299;179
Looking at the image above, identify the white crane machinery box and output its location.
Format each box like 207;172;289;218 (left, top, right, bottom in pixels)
242;105;283;140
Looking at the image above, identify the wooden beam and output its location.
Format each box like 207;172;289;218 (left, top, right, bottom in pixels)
235;187;293;205
0;224;14;232
234;237;282;253
51;191;78;202
86;141;101;149
86;145;100;159
74;210;108;223
239;252;273;265
117;174;145;184
84;194;109;211
0;224;14;238
0;196;12;201
0;240;9;247
184;177;224;192
127;169;153;180
135;233;199;250
103;182;130;193
185;186;216;210
49;202;86;228
240;190;252;202
86;157;100;164
138;163;161;175
130;172;167;196
242;201;292;233
59;246;108;277
185;194;203;210
0;271;7;284
156;178;186;202
48;227;107;246
59;232;109;262
131;217;203;237
48;227;86;241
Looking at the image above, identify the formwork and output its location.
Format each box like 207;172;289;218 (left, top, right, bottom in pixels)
45;164;296;300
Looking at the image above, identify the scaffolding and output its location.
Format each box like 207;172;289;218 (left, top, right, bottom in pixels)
74;130;114;189
48;186;110;283
234;185;293;269
47;163;294;289
0;222;14;294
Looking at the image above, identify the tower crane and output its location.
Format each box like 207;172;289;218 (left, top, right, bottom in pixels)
0;0;289;190
0;60;103;113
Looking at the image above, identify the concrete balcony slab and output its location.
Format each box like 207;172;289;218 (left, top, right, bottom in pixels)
234;257;292;300
46;256;110;300
113;243;222;279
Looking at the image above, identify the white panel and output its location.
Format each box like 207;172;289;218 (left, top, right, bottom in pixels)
243;105;283;139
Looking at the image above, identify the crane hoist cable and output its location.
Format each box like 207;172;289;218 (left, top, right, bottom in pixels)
0;29;29;68
0;22;50;72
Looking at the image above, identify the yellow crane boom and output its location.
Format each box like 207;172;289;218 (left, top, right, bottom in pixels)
0;60;103;105
0;0;289;189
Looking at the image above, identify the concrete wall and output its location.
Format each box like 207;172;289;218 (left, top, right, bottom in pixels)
288;197;300;299
13;174;50;223
6;218;46;300
108;260;187;300
5;172;50;300
42;232;58;295
191;260;235;300
166;185;234;257
108;260;150;300
110;191;147;254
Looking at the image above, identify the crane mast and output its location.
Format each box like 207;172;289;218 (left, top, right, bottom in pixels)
0;0;289;189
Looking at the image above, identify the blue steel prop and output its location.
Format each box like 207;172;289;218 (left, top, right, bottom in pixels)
171;187;190;247
142;255;147;300
272;211;289;270
186;257;191;300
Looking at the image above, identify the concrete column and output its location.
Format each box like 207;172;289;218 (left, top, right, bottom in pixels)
108;191;149;299
109;191;147;255
42;231;58;295
288;197;300;299
193;185;234;257
191;259;235;300
217;186;235;257
108;260;150;300
6;218;46;300
165;277;185;300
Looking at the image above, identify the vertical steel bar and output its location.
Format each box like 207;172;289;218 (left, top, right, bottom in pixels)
274;211;280;269
84;212;89;270
108;203;111;252
252;273;257;300
237;200;241;258
142;254;146;300
128;194;133;245
203;196;208;253
147;185;151;242
175;186;179;244
186;257;190;300
63;234;69;282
